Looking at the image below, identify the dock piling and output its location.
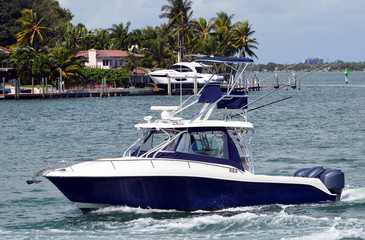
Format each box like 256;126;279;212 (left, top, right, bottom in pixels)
42;78;45;99
2;77;5;95
31;77;34;94
167;76;171;96
193;76;197;94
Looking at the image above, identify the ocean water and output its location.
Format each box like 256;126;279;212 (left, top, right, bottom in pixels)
0;71;364;240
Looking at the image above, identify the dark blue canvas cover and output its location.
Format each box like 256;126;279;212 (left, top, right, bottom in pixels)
198;86;223;103
217;91;248;109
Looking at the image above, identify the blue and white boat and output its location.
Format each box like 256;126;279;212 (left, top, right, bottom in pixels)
30;57;344;211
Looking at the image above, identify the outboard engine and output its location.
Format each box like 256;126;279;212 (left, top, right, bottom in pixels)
294;166;345;200
294;166;325;178
293;168;309;177
320;169;345;199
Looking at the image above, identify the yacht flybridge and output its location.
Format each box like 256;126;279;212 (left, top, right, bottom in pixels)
30;57;344;211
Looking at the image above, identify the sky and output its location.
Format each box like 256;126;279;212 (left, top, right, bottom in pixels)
58;0;365;64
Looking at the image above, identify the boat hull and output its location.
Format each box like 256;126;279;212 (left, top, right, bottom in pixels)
46;175;337;211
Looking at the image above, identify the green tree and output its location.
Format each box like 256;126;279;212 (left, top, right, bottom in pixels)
0;0;29;46
121;52;139;74
31;0;73;29
57;23;89;51
15;9;50;49
93;28;111;50
142;36;174;68
7;45;37;83
0;0;72;47
211;12;236;57
50;45;83;81
190;17;213;54
230;20;258;58
159;0;193;61
109;22;131;50
32;47;53;82
191;17;213;41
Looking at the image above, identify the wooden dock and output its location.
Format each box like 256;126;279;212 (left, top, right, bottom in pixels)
0;89;131;100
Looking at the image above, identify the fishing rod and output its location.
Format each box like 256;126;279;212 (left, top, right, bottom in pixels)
228;59;340;119
247;96;292;112
294;60;339;82
258;59;339;85
257;62;301;84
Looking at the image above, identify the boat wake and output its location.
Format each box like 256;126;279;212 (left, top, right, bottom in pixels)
91;206;178;214
79;202;365;240
341;187;365;202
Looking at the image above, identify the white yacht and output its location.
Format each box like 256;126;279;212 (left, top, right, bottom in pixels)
148;61;224;90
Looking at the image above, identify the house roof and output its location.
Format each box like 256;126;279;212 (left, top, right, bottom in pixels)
0;46;13;54
75;49;144;59
75;50;88;58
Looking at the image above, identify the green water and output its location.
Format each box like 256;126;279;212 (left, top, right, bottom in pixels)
0;72;364;239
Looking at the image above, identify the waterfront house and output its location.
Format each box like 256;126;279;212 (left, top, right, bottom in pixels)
75;49;144;69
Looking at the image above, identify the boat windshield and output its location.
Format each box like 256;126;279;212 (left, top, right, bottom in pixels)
195;67;203;73
176;131;229;159
169;65;193;72
133;129;230;160
128;128;249;171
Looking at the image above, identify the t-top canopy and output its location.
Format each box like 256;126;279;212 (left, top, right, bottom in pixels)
196;56;254;63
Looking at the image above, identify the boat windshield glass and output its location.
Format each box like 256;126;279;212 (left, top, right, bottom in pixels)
176;131;229;159
135;130;179;155
134;130;231;160
169;65;193;72
139;131;168;153
195;67;203;73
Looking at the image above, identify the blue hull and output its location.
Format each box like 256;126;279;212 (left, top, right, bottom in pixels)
46;176;337;210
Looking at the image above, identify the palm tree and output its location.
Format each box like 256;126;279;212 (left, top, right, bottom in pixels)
190;17;213;54
15;9;50;50
50;45;83;81
191;17;213;41
212;11;234;33
142;36;174;68
109;22;131;50
211;12;237;57
59;23;89;51
93;28;111;49
8;46;37;84
32;47;54;82
230;20;259;58
159;0;193;62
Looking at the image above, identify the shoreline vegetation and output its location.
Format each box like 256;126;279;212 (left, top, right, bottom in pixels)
0;0;363;90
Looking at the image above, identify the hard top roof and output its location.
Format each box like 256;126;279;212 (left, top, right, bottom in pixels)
196;56;254;63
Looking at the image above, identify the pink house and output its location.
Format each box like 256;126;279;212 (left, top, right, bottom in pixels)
76;49;144;69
